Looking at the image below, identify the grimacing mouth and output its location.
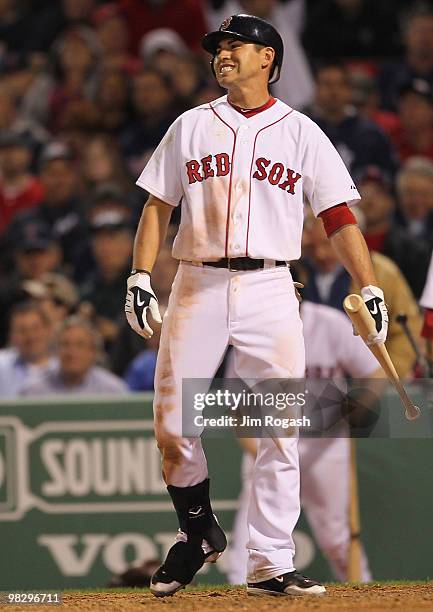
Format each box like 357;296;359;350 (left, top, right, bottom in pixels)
217;63;236;75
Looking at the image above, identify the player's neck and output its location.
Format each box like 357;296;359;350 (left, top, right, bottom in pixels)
227;85;271;111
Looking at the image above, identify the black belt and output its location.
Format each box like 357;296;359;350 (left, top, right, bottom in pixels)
202;257;287;271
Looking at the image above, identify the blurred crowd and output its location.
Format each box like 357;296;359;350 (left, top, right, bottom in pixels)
1;0;433;397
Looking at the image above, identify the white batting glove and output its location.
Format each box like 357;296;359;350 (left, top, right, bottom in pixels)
361;285;389;345
125;272;162;339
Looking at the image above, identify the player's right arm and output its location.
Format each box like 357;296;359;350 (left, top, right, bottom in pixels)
132;195;173;274
125;195;173;338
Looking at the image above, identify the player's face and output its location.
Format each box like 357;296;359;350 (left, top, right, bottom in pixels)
213;38;272;87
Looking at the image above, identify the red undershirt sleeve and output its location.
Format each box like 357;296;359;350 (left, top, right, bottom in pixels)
318;203;357;238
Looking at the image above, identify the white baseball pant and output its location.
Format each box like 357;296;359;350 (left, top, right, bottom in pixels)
228;437;372;583
153;261;305;582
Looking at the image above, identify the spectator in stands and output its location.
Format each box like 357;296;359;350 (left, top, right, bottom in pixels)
164;55;206;111
93;2;140;74
358;166;431;299
0;302;55;397
49;26;100;131
93;70;130;135
14;141;88;270
0;131;45;235
379;5;433;111
7;218;63;282
308;62;397;181
350;71;401;141
395;156;433;244
79;203;133;349
0;0;61;55
302;0;399;60
21;316;127;396
393;78;433;162
0;90;49;153
139;30;206;111
80;136;132;194
295;214;422;378
0;218;64;345
22;272;79;335
119;0;207;55
120;69;177;176
86;182;136;223
139;28;189;77
61;0;96;25
205;0;315;109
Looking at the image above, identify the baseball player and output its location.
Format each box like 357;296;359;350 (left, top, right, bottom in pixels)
125;14;389;598
227;300;381;584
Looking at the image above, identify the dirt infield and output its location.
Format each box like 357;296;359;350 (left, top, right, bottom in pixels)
3;583;433;612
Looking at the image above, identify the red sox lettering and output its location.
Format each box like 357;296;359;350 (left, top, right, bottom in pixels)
186;153;230;183
186;154;302;194
253;158;302;195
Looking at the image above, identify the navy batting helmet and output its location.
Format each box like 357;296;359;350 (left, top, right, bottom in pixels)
201;14;284;84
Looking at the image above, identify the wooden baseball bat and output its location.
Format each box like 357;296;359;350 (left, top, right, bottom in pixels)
347;439;362;582
343;294;421;421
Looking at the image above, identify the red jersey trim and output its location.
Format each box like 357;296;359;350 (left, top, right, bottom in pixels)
209;103;237;258
228;96;277;118
245;110;294;256
319;203;357;238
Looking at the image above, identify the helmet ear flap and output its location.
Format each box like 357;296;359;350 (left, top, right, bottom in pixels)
269;59;282;84
210;57;216;78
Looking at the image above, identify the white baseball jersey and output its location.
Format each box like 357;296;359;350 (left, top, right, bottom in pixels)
420;253;433;309
136;95;360;261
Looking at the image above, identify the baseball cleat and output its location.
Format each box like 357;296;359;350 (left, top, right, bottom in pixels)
150;568;185;597
247;570;326;597
150;541;205;597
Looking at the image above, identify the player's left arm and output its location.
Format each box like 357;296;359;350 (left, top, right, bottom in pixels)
329;222;389;345
329;223;375;288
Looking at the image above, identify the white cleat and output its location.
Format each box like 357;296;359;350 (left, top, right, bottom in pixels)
247;571;326;597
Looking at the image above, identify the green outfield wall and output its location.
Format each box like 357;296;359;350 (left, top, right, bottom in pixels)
0;393;431;589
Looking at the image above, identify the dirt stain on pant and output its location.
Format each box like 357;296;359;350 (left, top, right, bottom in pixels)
153;267;200;482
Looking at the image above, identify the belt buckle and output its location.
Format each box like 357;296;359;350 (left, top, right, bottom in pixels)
227;257;237;272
